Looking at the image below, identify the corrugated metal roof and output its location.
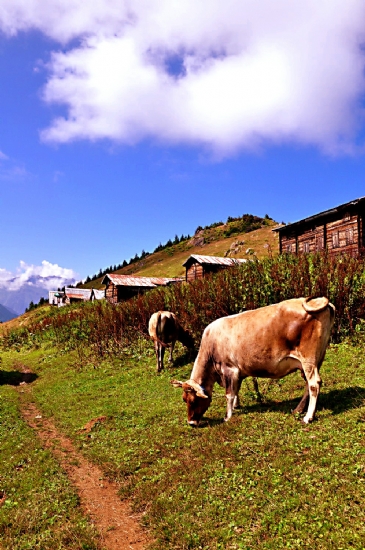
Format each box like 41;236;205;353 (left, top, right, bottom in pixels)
101;273;178;287
182;254;247;267
65;288;92;299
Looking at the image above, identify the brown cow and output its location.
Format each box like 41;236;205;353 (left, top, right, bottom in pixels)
148;311;195;373
172;297;335;426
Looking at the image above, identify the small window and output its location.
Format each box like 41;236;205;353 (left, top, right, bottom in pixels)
286;243;292;253
332;232;339;248
303;241;310;253
346;228;354;245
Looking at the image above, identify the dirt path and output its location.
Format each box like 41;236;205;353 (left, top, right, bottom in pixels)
16;369;151;550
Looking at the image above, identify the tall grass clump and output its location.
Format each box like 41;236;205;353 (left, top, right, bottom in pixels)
2;252;365;360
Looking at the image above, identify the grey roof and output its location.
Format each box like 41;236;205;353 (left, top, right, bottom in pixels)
183;254;246;267
101;273;178;287
65;287;92;300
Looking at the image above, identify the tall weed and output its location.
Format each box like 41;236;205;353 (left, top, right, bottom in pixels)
2;252;365;359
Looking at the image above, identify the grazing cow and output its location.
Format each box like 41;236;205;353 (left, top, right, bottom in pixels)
172;297;335;426
148;311;195;373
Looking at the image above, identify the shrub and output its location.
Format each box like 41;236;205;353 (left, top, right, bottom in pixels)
3;252;365;358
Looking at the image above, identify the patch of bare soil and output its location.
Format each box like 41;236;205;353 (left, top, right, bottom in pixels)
16;373;151;550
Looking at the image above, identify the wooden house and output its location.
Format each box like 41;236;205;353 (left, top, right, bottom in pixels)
49;288;103;306
273;196;365;257
101;274;179;304
183;254;246;282
65;288;92;304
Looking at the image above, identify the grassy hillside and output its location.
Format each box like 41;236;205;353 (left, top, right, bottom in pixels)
83;218;280;289
1;339;364;549
0;304;53;336
1;250;365;548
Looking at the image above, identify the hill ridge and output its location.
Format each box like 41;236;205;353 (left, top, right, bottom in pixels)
81;214;280;289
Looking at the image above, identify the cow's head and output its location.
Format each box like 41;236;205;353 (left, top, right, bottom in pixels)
171;379;211;427
178;326;196;351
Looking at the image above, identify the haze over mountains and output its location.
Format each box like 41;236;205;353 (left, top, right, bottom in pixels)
0;262;77;316
0;283;50;316
0;276;76;315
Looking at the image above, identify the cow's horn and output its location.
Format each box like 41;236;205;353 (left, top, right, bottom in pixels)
302;296;329;313
185;379;209;398
170;380;183;388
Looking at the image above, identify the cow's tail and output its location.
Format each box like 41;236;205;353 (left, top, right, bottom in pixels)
150;311;169;348
302;296;335;316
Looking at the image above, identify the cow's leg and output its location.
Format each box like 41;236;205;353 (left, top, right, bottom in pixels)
168;340;175;363
252;377;262;403
222;367;241;421
302;363;322;424
159;345;165;372
233;378;243;409
292;372;309;414
154;341;160;373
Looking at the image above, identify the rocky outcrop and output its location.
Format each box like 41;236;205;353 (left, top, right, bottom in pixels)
189;230;205;247
225;240;245;257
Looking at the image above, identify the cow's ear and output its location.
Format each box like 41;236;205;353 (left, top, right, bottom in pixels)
184;380;209;398
170;379;184;388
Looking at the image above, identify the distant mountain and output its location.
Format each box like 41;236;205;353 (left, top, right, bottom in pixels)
0;285;49;315
0;273;75;315
0;302;17;322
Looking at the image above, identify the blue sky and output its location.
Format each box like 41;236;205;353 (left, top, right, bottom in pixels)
1;1;365;287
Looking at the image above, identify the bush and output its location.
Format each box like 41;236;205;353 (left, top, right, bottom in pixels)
3;252;365;358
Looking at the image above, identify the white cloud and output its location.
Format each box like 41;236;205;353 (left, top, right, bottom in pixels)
0;260;77;291
0;0;365;155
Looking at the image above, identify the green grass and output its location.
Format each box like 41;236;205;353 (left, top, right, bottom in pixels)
0;356;100;549
1;338;365;549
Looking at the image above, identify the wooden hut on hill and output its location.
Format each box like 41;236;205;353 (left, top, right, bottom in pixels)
49;287;104;306
273;196;365;257
101;274;179;304
183;254;246;282
65;288;92;304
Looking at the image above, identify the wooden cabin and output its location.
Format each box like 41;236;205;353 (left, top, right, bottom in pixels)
65;288;92;304
183;254;246;282
101;274;179;304
273;197;365;257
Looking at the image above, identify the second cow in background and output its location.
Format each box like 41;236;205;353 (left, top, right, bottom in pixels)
148;311;195;372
